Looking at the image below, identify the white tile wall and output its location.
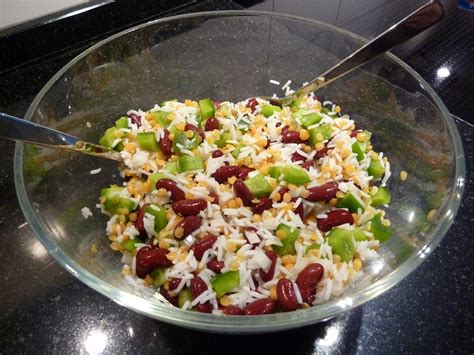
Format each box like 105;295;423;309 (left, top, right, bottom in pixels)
0;0;89;29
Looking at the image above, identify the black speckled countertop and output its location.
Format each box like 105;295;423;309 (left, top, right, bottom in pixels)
0;0;473;353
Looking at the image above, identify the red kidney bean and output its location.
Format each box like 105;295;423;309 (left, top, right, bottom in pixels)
212;165;241;183
305;181;339;202
291;152;306;162
252;197;272;214
317;209;354;232
246;98;258;113
259;250;277;282
350;129;362;138
221;305;244;315
296;263;324;304
168;277;182;291
238;166;254;180
277;278;298;312
190;276;212;313
134;205;147;239
292;198;305;220
135;246;172;278
233;179;254;206
282;129;303;144
209;191;219;205
207;258;224;273
172;199;207;216
174;216;201;239
129;113;141;127
204;117;219;131
155;178;185;201
211;149;224;158
195;303;213;313
159;129;172;155
314;144;329;160
159;286;178;307
190;234;217;261
185;123;204;140
243;298;276;315
301;160;314;171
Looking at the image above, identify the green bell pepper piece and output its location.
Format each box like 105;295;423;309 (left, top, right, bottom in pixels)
290;98;304;110
268;165;282;180
199;98;216;120
148;173;166;188
308;123;332;147
351;142;365;161
137;132;159;152
305;243;320;255
211;271;240;298
144;204;168;233
99;127;120;148
149;111;171;128
370;214;393;242
121;238;141;253
371;186;391;207
261;104;281;117
178;155;204;172
164;161;180;174
321;107;335;115
244;174;272;197
273;224;300;256
368;158;385;179
281;164;311;185
326;228;356;262
172;130;201;153
215;132;231;148
115;116;129;129
353;228;368;241
178;288;193;308
231;144;244;159
151;268;166;287
337;192;365;213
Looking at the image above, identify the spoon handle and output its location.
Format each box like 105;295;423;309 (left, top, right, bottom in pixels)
293;1;444;98
0;112;79;146
0;112;121;161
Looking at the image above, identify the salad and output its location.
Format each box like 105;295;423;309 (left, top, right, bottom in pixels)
96;92;393;315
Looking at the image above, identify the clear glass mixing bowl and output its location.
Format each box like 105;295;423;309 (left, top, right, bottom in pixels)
14;11;465;333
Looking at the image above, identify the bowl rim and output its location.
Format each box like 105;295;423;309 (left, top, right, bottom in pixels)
14;10;466;333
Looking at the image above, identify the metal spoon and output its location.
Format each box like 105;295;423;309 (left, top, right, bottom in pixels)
266;1;444;106
0;2;443;162
0;112;122;161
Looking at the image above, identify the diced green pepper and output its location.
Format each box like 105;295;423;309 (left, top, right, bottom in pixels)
273;224;300;256
261;104;281;117
148;173;166;188
326;228;356;262
114;142;124;152
308;123;332;147
149;111;171;128
268;165;282;180
215;132;231;148
351;142;365;161
144;204;168;233
211;271;240;298
244;174;272;197
337;192;365;213
290;98;304;111
164;161;180;174
370;213;393;242
353;228;368;241
99;127;121;148
368;158;385;179
281;164;311;186
371;186;391;207
178;288;193;308
231;144;244;159
172;130;201;153
115;116;129;129
151;268;166;287
305;243;320;255
178;155;204;172
117;198;137;213
321;107;335;115
293;111;323;129
121;238;141;253
199;98;216;120
137;132;159;152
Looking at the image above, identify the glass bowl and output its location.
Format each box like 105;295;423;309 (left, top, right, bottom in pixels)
14;11;465;333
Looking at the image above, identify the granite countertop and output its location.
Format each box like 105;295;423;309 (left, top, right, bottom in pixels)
0;0;473;353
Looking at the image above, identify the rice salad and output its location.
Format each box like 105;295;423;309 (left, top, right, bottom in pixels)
96;91;393;315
